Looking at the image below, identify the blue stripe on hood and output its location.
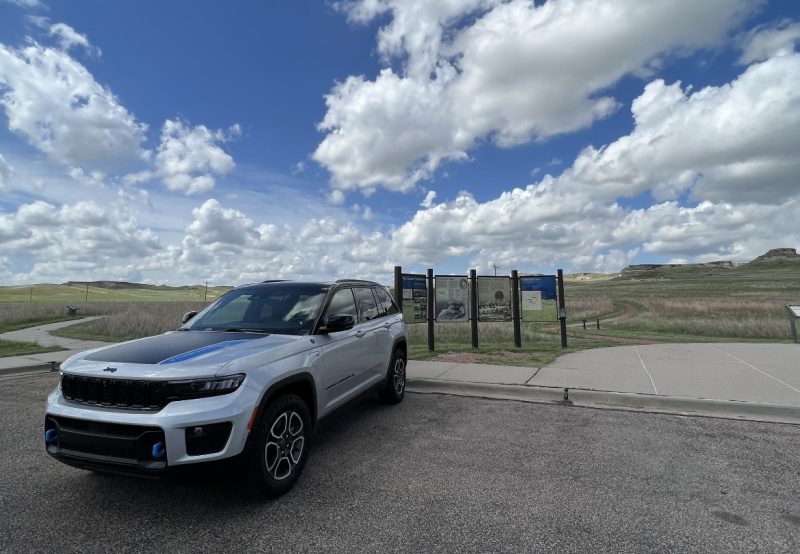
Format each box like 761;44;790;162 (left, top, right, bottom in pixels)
158;340;251;364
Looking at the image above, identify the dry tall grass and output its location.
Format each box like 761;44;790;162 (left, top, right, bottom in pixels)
611;298;790;339
57;302;207;341
565;297;615;319
0;303;72;327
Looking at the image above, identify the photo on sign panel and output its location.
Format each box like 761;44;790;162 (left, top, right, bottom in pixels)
435;276;469;322
478;276;512;322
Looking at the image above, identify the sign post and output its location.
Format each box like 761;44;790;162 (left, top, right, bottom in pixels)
469;270;479;348
511;270;521;348
394;266;402;311
427;269;435;351
557;269;567;348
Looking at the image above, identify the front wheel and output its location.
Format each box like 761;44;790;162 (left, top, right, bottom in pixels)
250;394;311;498
379;348;406;404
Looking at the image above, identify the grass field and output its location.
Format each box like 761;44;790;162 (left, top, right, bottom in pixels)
0;282;230;304
2;260;797;362
565;261;799;341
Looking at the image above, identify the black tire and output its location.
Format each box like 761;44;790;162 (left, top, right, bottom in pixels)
379;348;406;404
250;393;311;498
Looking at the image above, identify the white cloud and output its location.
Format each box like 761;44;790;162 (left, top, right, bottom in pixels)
420;190;437;208
0;40;147;169
390;52;800;270
0;199;162;282
49;23;100;56
739;19;800;64
0;153;13;190
153;119;238;195
3;0;43;7
316;0;755;193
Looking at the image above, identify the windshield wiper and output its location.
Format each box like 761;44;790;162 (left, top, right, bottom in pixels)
222;327;271;334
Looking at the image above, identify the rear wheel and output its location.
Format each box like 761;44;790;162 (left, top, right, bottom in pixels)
250;394;311;498
379;348;406;404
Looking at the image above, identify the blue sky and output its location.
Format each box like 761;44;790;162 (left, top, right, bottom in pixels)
0;0;799;285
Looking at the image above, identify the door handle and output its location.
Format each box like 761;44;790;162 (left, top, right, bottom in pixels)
383;322;392;329
354;329;366;338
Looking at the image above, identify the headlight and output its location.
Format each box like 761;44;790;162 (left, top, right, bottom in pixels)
166;374;245;400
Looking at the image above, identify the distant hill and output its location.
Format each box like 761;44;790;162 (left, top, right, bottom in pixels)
619;248;798;280
64;280;208;291
746;248;800;265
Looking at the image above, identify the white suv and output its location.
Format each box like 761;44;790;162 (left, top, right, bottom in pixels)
45;279;407;497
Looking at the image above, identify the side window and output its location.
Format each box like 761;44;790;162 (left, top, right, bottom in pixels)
375;288;399;315
354;288;380;322
325;288;358;321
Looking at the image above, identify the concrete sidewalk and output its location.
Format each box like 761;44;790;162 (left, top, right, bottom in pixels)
407;342;800;424
0;318;108;374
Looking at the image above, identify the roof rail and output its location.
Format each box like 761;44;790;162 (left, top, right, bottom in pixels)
335;278;381;285
261;279;289;283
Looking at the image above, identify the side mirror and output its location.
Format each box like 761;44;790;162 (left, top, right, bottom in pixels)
320;314;355;333
182;311;198;325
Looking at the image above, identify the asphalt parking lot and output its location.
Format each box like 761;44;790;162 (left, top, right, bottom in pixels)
2;373;800;553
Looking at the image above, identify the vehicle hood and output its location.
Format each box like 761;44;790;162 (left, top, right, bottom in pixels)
61;330;302;380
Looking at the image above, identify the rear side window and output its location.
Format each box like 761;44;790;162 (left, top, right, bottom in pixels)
325;288;358;320
375;288;399;315
354;288;380;322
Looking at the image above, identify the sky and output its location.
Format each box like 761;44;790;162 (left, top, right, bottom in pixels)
0;0;799;286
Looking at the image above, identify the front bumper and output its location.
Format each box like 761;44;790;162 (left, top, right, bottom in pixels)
45;381;261;471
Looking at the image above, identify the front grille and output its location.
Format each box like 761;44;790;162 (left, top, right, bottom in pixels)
61;373;168;410
46;415;166;470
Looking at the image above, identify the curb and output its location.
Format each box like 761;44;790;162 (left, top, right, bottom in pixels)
0;363;57;378
406;378;800;425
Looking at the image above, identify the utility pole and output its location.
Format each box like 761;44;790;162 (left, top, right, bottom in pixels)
29;287;33;303
85;283;89;302
492;263;500;276
204;281;208;302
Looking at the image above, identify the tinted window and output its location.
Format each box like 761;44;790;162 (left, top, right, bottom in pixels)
325;288;358;321
354;288;380;322
375;288;399;315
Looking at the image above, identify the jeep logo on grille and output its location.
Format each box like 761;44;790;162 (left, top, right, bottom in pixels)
102;367;118;373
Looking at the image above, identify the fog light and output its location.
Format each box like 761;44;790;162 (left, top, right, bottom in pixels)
185;422;232;456
45;428;58;446
152;441;166;459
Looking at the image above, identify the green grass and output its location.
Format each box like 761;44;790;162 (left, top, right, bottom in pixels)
0;315;81;334
408;334;623;367
0;339;64;358
0;283;231;304
50;323;117;343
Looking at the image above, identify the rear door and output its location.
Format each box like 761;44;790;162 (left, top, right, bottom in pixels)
352;287;385;377
371;287;402;378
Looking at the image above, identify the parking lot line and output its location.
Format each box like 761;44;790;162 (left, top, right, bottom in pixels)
633;345;658;394
708;344;800;397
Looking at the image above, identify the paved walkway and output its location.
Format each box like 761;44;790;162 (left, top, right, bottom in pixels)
0;318;108;373
408;343;800;424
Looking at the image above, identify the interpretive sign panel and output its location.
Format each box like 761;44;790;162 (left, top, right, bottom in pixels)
401;273;428;323
435;276;469;322
478;277;512;322
520;275;558;321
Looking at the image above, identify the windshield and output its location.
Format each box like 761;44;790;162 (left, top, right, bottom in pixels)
186;284;329;335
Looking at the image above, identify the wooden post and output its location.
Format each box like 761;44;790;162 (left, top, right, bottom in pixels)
85;283;89;302
427;269;435;351
394;266;403;311
511;270;521;348
470;269;479;349
557;269;567;348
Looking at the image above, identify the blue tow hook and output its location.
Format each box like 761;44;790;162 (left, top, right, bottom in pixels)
152;441;166;459
45;428;59;446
